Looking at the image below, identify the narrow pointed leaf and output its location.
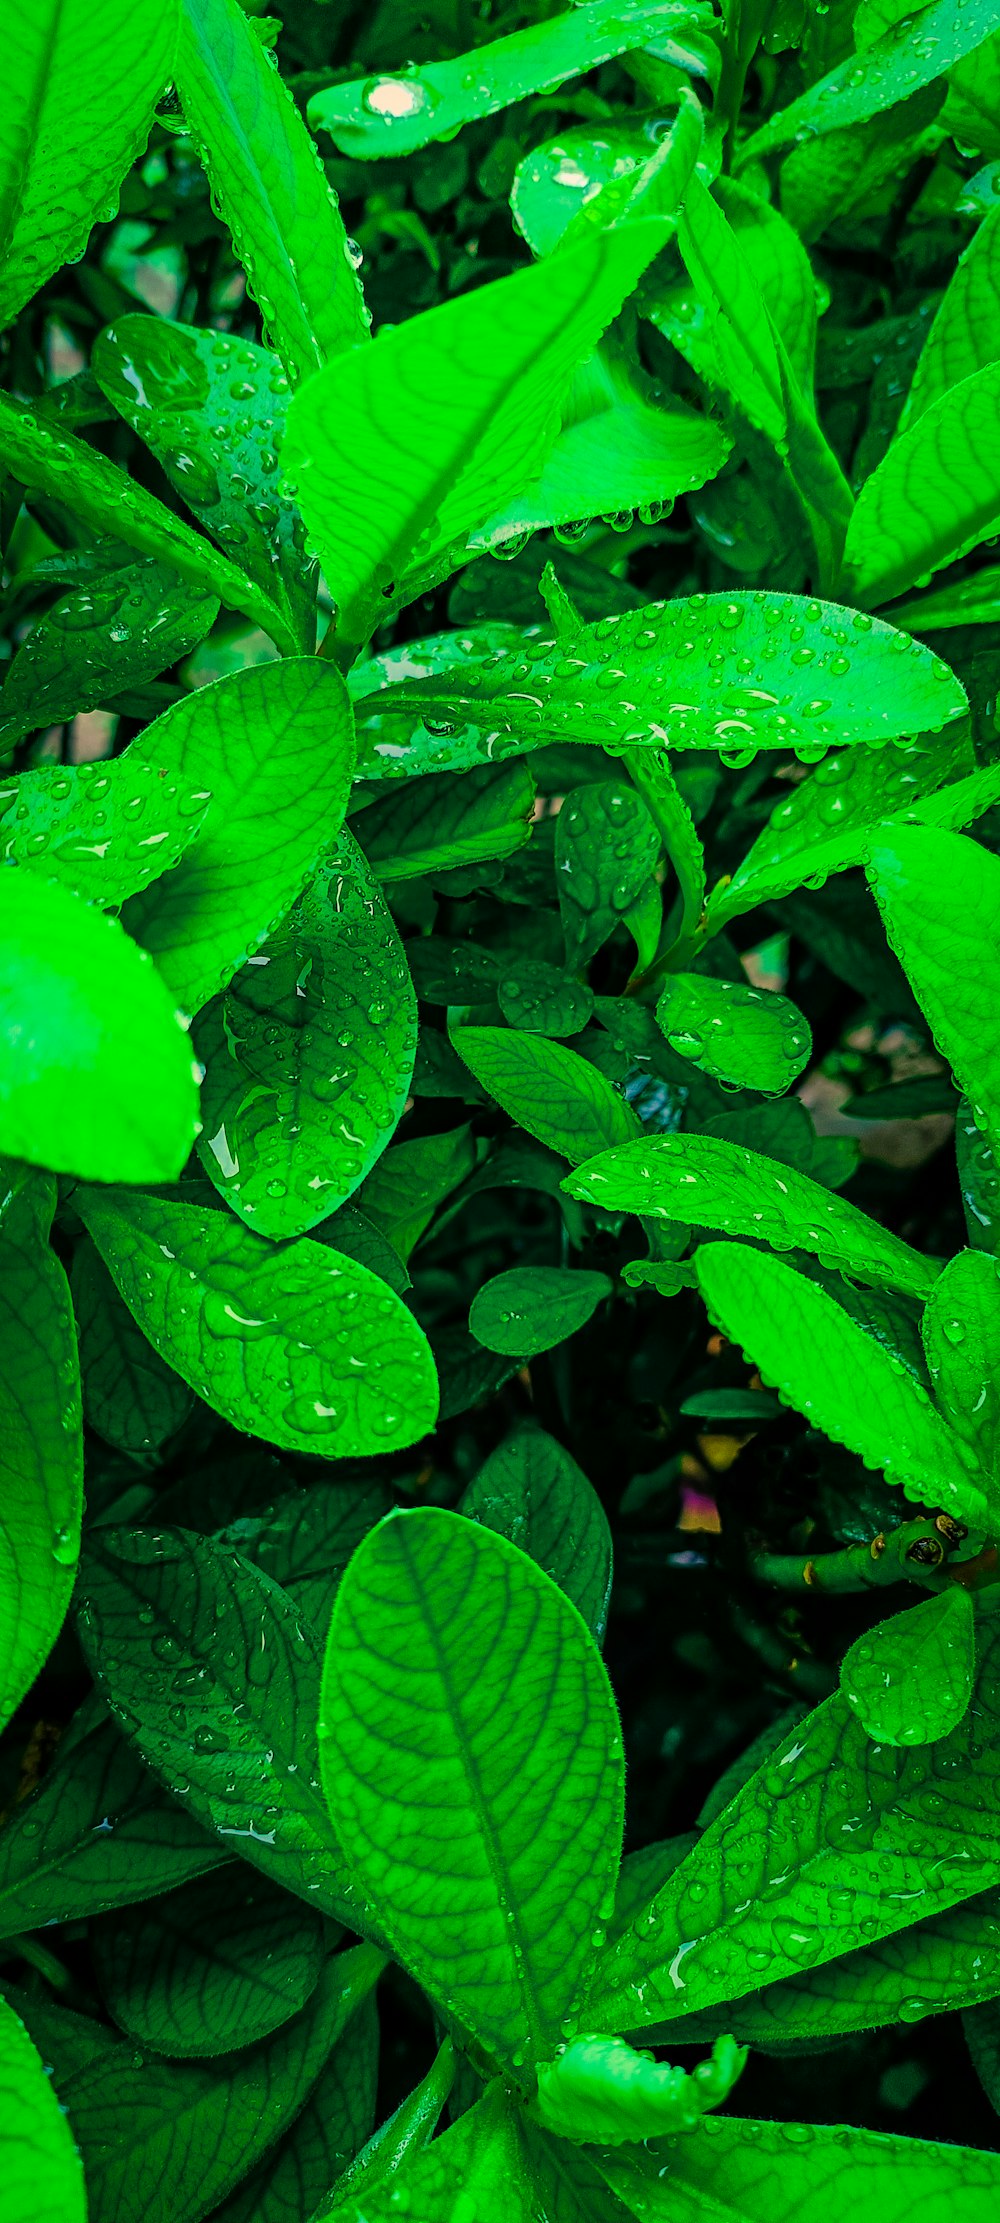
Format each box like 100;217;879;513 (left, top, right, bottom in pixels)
564;1132;938;1299
841;1588;976;1746
318;1508;624;2062
867;823;1000;1163
603;2114;1000;2221
0;395;294;650
739;0;1000;162
656;974;811;1092
176;0;368;384
0;872;199;1183
900;205;1000;429
0;1177;81;1735
694;1241;985;1518
123;659;356;1016
308;1;713;160
461;1425;613;1642
845;360;1000;605
78;1188;438;1459
282;221;671;654
0;0;178;328
452;1027;640;1162
208;1994;379;2223
195;830;416;1237
0;1995;87;2223
586;1614;1000;2033
383;592;967;755
311;2039;455;2222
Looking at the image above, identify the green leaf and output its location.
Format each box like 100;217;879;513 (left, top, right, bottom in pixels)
78;1188;438;1458
706;728;975;932
587;1613;1000;2034
965;1995;1000;2115
922;1249;1000;1489
0;756;212;909
318;1508;624;2062
693;1242;986;1520
92;319;316;651
670;174;852;586
452;1026;640;1163
54;1944;381;2223
208;1994;378;2223
0;1700;226;1936
0;0;178;327
123;659;356;1015
498;960;594;1039
867;824;1000;1163
461;1423;613;1642
887;564;1000;631
470;1266;612;1358
739;0;1000;162
564;1132;938;1299
0;395;294;652
356;760;535;882
0;557;217;746
655;974;812;1092
601;2114;1000;2221
647;174;819;394
282;220;672;657
383;592;967;756
212;1477;391;1635
533;2030;744;2146
512;116;684;260
76;1526;365;1928
946;28;1000;156
778;85;944;246
900;206;1000;430
845;360;1000;606
195;829;415;1238
0;1994;86;2223
308;1;713;160
360;1125;477;1262
176;0;368;385
0;872;199;1182
556;780;660;967
311;2039;455;2223
841;1588;976;1746
91;1868;324;2057
72;1237;194;1455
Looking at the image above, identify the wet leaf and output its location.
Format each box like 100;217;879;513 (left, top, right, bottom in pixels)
841;1588;976;1747
0;755;212;908
469;1265;612;1357
655;973;812;1093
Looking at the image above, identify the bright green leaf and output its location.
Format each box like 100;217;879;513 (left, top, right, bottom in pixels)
356;760;534;882
922;1247;1000;1487
900;205;1000;429
498;960;594;1038
867;824;1000;1164
195;830;415;1238
603;2113;1000;2221
0;871;199;1183
841;1588;976;1746
0;1177;81;1736
556;779;660;967
739;0;1000;163
655;973;812;1092
176;0;368;385
470;1265;612;1357
533;2029;744;2145
0;755;212;909
0;558;217;746
77;1188;438;1458
123;659;356;1015
845;359;1000;605
452;1026;640;1163
318;1508;624;2062
0;1994;87;2223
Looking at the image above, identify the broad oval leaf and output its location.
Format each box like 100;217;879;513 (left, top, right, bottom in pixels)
845;359;1000;606
461;1423;613;1641
0;1994;87;2223
91;1868;325;2058
604;2114;1000;2223
498;960;594;1038
177;0;368;384
564;1132;938;1299
0;0;178;327
381;592;967;756
655;974;812;1092
867;823;1000;1164
0;558;217;747
77;1189;438;1459
0;871;199;1183
0;1177;82;1737
586;1613;1000;2033
318;1508;624;2063
0;756;212;909
195;830;416;1238
124;658;356;1016
308;0;709;160
923;1248;1000;1487
841;1588;976;1747
76;1526;365;1928
694;1241;986;1520
452;1026;640;1163
282;220;672;656
469;1266;612;1357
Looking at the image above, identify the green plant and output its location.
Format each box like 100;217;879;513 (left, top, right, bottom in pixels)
5;0;1000;2213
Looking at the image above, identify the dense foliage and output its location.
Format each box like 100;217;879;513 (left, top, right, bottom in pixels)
5;0;1000;2214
